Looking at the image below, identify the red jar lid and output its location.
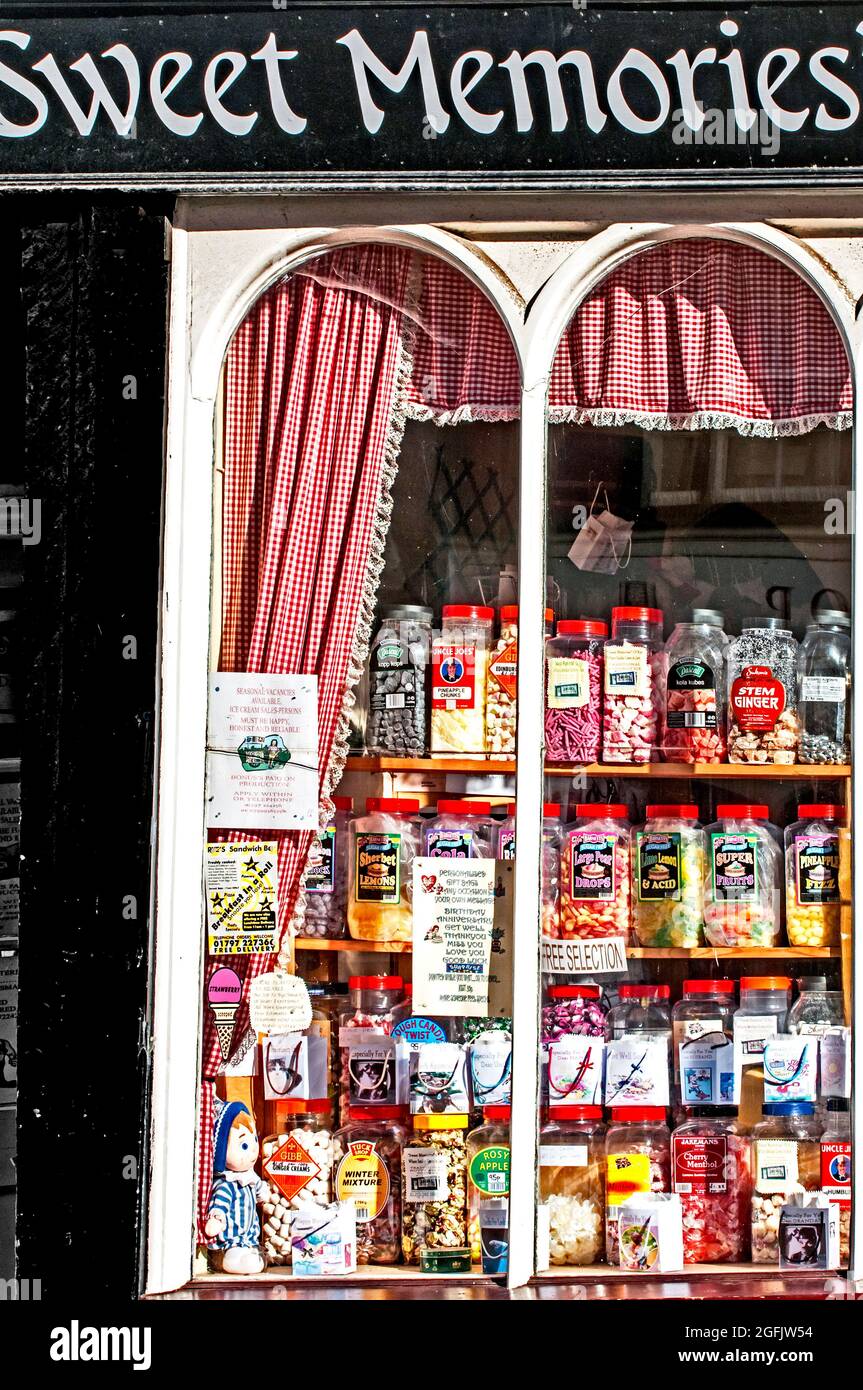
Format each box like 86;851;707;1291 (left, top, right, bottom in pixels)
545;608;555;623
556;619;608;638
332;795;353;811
549;984;601;999
549;1105;604;1121
646;804;699;820
716;803;769;820
500;605;519;621
619;983;670;999
575;802;628;819
279;1098;332;1115
365;797;420;814
683;979;735;995
437;799;491;816
349;975;403;991
442;604;494;621
505;803;517;816
740;976;791;992
483;1105;511;1120
348;1106;406;1121
612;606;663;625
544;803;561;818
610;1107;667;1122
797;804;846;821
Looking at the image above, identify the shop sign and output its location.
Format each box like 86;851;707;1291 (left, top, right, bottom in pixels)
5;5;863;184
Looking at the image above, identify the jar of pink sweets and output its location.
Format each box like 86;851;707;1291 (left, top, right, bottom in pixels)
559;803;631;940
545;619;607;764
602;607;663;764
542;802;562;938
661;614;727;764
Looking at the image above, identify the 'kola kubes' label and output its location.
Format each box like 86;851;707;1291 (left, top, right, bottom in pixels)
636;832;681;900
729;664;786;732
666;661;717;728
355;833;400;903
335;1142;390;1222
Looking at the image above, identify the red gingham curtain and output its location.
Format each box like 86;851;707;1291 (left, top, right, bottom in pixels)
401;240;850;434
203;244;413;1080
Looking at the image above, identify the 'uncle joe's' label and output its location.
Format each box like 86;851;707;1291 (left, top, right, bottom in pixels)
306;827;335;893
469;1145;510;1196
711;833;757;902
729;664;786;732
432;643;477;709
795;834;840;904
569;834;615;901
666;661;717;728
355;833;400;903
636;832;681;900
335;1142;390;1222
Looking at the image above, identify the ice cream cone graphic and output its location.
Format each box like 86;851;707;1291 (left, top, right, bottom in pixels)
208;966;243;1061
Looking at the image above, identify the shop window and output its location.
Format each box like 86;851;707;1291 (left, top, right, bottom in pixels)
538;237;853;1279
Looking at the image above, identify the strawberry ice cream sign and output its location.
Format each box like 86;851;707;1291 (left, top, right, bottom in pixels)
729;665;786;732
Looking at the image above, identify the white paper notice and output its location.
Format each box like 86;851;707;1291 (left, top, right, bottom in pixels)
207;673;318;829
412;858;506;1017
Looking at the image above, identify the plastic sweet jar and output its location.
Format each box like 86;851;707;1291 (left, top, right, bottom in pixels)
632;804;704;947
726;618;800;764
401;1113;469;1264
750;1102;823;1263
787;976;844;1036
542;984;608;1046
785;803;845;948
822;1098;852;1267
486;605;519;756
672;979;735;1105
604;1107;671;1264
559;803;631;941
540;1105;607;1266
260;1099;337;1267
423;799;495;858
672;1105;752;1264
307;982;348;1102
733;977;792;1123
497;802;516;861
703;804;782;948
347;797;420;942
602;606;664;764
466;1105;511;1273
545;619;607;764
541;803;562;938
607;983;671;1049
797;610;851;766
431;604;494;756
661;615;726;764
337;975;409;1124
366;604;433;756
303;795;353;939
332;1105;407;1264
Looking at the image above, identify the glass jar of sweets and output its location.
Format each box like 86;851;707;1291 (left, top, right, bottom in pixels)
422;799;495;858
401;1113;469;1264
303;795;353;939
260;1099;337;1267
632;804;704;948
545;619;607;764
672;1106;751;1264
798;610;850;765
602;607;664;764
347;797;421;942
333;1105;407;1265
540;1105;606;1266
486;605;518;756
467;1105;511;1273
605;1107;671;1264
703;804;782;949
431;604;494;756
726;618;800;764
661;614;726;763
786;976;844;1036
785;803;845;948
750;1101;822;1263
367;604;433;756
559;803;631;941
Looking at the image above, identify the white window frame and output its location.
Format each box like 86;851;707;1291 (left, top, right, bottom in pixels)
146;207;860;1295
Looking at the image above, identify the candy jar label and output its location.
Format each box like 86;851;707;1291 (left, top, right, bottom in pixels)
355;833;401;903
711;832;758;901
263;1133;321;1202
795;833;840;903
606;1152;652;1206
335;1143;390;1222
636;832;682;900
604;643;648;699
673;1134;728;1194
730;664;786;732
469;1145;511;1196
432;643;477;709
306;826;335;893
403;1147;449;1203
569;833;615;901
489;639;518;700
666;660;717;728
498;830;515;861
547;656;589;710
426;830;474;858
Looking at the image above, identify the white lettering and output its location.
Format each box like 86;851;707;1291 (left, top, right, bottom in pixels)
336;28;449;135
666;47;717;131
757;48;809;132
204;51;256;136
33;43;139;136
809;47;859;132
0;30;48;137
607;48;670;134
250;32;306;135
149;51;202;136
449;50;501;134
499;48;606;133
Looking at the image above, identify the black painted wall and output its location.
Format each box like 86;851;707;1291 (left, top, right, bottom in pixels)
12;198;169;1299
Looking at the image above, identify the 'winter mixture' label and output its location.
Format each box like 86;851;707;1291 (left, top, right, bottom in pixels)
355;833;400;904
711;833;758;902
570;834;616;901
547;656;589;710
335;1143;390;1222
795;833;840;904
636;832;681;901
729;664;786;732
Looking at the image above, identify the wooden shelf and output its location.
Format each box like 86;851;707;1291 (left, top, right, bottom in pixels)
346;755;850;780
629;946;840;959
294;937;411;953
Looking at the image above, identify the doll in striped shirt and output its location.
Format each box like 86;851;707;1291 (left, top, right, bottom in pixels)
205;1099;268;1274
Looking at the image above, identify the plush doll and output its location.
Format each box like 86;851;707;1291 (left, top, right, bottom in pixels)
205;1098;267;1274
